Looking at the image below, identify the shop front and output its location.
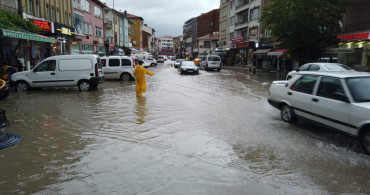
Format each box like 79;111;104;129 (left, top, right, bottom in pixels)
0;28;55;72
53;22;76;55
337;31;370;67
251;42;274;70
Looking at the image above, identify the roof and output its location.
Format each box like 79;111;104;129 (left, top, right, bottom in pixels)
298;71;370;78
197;34;219;40
126;13;144;21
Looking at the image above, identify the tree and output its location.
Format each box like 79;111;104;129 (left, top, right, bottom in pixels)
0;11;40;33
261;0;346;64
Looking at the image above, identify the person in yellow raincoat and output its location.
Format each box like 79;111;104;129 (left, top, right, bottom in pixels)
134;60;154;96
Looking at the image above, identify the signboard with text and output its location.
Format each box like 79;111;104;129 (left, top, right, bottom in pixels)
231;37;244;44
32;20;52;32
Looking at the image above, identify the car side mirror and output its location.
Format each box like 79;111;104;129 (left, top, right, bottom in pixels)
333;92;349;103
295;68;300;72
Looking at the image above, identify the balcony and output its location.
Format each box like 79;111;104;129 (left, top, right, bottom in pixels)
235;1;250;14
0;4;20;14
234;20;248;30
104;19;113;28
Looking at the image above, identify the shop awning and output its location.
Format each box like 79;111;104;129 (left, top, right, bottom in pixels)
1;29;55;43
267;49;288;56
252;49;272;54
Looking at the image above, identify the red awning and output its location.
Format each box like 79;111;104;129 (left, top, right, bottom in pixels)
267;49;288;56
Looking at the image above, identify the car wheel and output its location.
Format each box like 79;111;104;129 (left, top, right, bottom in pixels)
16;81;30;91
78;80;91;91
360;129;370;155
287;76;292;80
281;104;296;123
121;73;131;81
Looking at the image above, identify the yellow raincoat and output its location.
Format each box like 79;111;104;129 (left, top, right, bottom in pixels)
133;65;154;96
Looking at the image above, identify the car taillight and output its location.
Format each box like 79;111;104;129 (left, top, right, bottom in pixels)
132;57;135;68
95;63;99;77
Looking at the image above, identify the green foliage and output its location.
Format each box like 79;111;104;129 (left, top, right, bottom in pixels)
261;0;346;63
0;11;40;33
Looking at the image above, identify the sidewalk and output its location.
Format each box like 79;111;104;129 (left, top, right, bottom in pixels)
223;65;288;83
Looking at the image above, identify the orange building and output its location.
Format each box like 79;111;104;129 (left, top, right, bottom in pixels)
127;13;143;49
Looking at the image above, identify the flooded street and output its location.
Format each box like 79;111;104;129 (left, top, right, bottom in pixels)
1;64;369;194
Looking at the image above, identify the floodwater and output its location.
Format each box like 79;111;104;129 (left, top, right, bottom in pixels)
0;64;369;194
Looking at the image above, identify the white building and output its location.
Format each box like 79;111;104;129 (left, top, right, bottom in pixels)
156;36;174;56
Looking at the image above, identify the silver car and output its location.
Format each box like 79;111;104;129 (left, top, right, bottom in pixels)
286;63;354;80
178;61;199;75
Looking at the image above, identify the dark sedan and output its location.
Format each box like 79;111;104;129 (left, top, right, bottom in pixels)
178;61;199;75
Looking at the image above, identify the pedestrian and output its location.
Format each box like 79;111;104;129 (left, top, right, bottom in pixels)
185;56;188;61
134;60;154;97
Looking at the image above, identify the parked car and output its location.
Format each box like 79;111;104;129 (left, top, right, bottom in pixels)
10;55;104;91
200;55;221;71
101;56;136;81
157;55;165;63
268;71;370;154
286;63;353;80
146;57;158;66
178;61;199;75
174;59;186;68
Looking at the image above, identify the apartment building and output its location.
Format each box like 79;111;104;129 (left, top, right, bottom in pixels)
142;24;155;53
73;0;105;55
156;36;174;56
127;13;143;49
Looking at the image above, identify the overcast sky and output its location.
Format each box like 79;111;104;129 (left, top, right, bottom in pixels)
100;0;220;37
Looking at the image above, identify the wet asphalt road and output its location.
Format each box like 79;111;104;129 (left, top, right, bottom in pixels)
0;63;369;194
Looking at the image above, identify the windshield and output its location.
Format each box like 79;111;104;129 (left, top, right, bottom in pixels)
181;61;195;67
176;59;185;63
346;77;370;102
208;56;220;61
324;64;352;71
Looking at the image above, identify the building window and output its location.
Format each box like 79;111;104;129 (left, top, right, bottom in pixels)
36;1;40;17
83;22;92;35
81;0;90;13
69;13;72;26
204;41;210;48
56;8;60;22
250;7;260;21
73;0;79;9
95;27;102;37
28;0;33;15
94;6;102;18
65;11;68;25
265;28;272;38
242;30;248;40
51;6;55;21
230;16;234;26
46;4;49;20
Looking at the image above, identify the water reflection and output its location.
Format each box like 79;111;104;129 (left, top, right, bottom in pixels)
136;96;147;124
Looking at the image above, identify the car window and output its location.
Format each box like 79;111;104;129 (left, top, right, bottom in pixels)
346;77;370;102
109;59;120;67
309;64;320;71
298;64;310;71
317;77;345;100
97;58;103;68
323;64;352;71
208;56;220;61
290;75;318;94
121;59;131;66
35;60;56;72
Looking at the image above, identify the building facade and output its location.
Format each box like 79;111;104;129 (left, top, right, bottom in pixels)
73;0;105;55
183;17;197;59
219;0;229;49
156;36;174;56
127;13;143;49
142;24;155;54
337;0;370;67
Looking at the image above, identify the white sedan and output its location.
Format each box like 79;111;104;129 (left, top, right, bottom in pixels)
268;71;370;155
286;63;354;80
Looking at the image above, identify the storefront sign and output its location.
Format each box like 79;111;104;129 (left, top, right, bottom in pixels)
32;20;52;32
337;32;370;40
232;37;244;44
53;22;76;38
237;42;249;49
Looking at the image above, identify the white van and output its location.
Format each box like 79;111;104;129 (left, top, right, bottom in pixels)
10;55;104;91
200;55;221;71
100;56;136;81
131;54;152;67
